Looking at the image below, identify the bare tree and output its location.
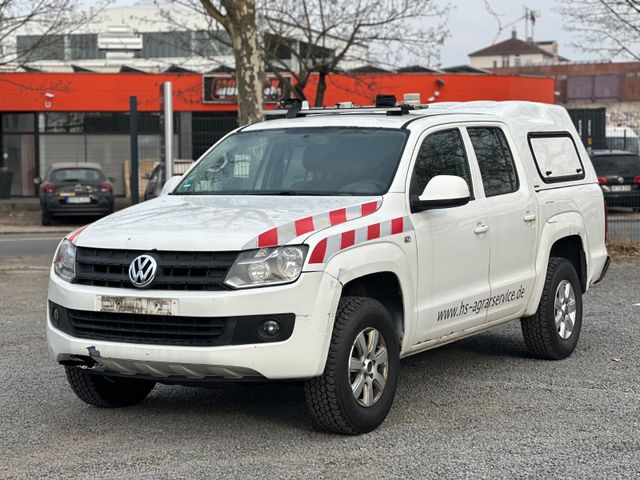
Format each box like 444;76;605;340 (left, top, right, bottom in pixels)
559;0;640;61
0;0;107;68
198;0;264;125
261;0;449;106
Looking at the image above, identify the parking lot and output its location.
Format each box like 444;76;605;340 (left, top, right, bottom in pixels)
1;240;638;480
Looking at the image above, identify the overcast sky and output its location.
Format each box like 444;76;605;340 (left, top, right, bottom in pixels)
438;0;594;67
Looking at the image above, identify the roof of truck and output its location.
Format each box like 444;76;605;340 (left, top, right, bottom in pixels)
246;101;570;132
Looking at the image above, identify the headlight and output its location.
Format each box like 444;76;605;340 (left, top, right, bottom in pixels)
53;239;76;282
224;245;308;289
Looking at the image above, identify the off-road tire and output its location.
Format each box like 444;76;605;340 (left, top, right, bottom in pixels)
65;367;155;407
304;296;400;435
521;257;583;360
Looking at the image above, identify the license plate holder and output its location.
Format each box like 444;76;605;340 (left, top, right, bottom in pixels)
67;196;91;204
98;296;178;315
610;185;632;192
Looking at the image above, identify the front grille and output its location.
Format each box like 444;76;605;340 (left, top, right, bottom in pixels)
67;309;233;346
75;247;238;291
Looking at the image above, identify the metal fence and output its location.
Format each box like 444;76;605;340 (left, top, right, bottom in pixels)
569;108;640;244
607;204;640;244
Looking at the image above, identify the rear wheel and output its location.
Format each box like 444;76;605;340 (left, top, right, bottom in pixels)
304;297;399;435
41;210;51;226
521;257;583;360
65;367;155;407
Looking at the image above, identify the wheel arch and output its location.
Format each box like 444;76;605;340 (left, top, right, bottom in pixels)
322;241;417;352
525;213;589;316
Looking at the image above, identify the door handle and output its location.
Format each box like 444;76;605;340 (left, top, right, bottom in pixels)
474;223;489;234
523;212;537;223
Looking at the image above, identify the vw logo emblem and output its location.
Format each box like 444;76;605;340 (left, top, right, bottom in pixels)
128;254;158;288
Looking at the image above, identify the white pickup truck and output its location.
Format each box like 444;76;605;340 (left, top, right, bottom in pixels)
47;101;609;435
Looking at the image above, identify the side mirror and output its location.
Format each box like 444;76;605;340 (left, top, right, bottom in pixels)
33;177;42;185
160;175;182;196
108;176;117;183
141;173;152;180
412;175;470;212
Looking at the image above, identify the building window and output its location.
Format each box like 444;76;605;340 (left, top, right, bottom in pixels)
501;55;510;68
141;32;193;58
514;54;521;67
566;75;622;103
69;34;105;60
39;112;177;134
16;35;65;61
2;113;35;133
193;30;232;57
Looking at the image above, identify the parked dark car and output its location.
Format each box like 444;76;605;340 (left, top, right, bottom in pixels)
35;162;114;225
591;151;640;211
143;160;193;201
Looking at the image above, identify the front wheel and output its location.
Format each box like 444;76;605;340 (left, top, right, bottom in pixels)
304;297;400;435
65;367;155;407
521;257;583;360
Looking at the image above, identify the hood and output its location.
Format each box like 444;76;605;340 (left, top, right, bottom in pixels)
76;194;381;251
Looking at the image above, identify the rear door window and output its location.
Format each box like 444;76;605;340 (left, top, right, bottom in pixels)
468;127;519;196
528;133;585;183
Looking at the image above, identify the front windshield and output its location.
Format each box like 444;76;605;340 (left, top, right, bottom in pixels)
174;127;408;196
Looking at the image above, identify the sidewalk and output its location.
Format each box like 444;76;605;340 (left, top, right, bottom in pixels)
0;197;131;213
0;197;131;234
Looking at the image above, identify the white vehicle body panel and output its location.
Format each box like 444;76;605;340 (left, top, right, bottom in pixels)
47;101;609;381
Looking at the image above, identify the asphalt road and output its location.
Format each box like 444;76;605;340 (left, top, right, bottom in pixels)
0;234;63;258
1;254;639;479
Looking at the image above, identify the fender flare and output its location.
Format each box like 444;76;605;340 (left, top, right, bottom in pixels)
524;211;589;316
321;241;417;353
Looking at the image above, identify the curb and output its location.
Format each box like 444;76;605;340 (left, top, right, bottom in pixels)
0;227;75;235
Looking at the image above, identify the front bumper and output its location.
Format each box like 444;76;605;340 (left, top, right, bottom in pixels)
47;270;341;380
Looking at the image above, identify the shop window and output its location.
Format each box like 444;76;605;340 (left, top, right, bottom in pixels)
1;114;35;133
39;112;177;134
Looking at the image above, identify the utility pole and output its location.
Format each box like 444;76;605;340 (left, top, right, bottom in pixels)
129;96;139;205
160;82;173;184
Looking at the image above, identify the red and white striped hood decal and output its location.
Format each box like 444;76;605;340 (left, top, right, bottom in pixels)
309;215;413;264
243;199;382;249
66;225;88;244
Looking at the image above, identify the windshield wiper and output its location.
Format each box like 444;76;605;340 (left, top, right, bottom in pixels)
253;191;353;196
173;190;361;196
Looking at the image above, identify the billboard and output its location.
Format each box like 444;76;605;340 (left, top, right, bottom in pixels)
203;74;289;104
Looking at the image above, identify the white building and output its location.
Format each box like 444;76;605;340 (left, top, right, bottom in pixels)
0;4;369;73
468;32;569;69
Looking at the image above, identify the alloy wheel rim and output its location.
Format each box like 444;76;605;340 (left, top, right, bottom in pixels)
554;280;577;340
348;327;388;407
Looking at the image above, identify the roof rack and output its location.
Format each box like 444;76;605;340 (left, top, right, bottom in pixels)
270;104;426;119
